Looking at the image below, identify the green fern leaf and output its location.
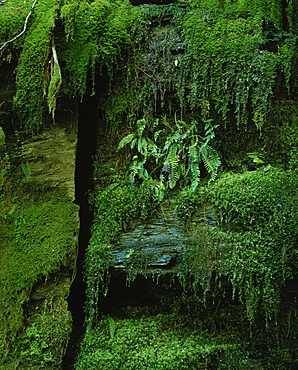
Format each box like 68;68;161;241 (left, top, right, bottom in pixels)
136;118;147;137
118;133;136;150
188;145;199;164
137;137;147;156
200;145;221;183
166;144;180;189
107;317;116;340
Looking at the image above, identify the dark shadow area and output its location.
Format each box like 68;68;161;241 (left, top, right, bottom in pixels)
99;269;184;318
62;76;99;369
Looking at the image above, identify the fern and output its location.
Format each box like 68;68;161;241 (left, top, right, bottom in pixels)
20;162;31;181
137;136;147;156
188;144;200;191
118;133;136;150
107;317;116;340
129;157;149;184
164;144;180;189
118;117;221;191
136;118;146;137
200;145;221;184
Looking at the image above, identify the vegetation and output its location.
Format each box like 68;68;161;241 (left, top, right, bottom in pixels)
118;116;221;190
0;150;78;368
1;0;298;368
75;315;243;369
85;181;162;325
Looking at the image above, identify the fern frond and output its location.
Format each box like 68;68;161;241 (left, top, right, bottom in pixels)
188;144;199;164
200;145;221;183
118;133;136;150
190;176;200;192
137;137;147;156
129;158;149;184
136;118;147;137
154;130;163;142
166;144;180;189
187;145;200;191
130;138;137;149
108;317;116;340
188;161;200;191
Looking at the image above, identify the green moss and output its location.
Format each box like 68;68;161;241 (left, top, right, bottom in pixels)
182;8;297;129
85;180;161;325
10;199;78;289
0;0;32;49
262;100;298;168
208;168;298;231
75;315;243;369
13;282;72;369
0;127;5;148
13;0;60;131
1;0;297;135
176;168;298;322
0;188;78;367
61;0;139;99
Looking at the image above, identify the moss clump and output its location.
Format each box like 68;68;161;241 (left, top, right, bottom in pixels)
0;0;32;49
75;315;243;369
60;0;140;99
175;168;298;323
13;0;61;131
1;0;297;137
0;187;79;368
13;278;72;369
85;180;162;325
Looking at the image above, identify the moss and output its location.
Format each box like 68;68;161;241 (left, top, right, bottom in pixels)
13;278;73;369
84;180;162;325
13;0;60;131
0;186;79;367
0;0;32;49
60;0;139;99
75;315;243;369
1;0;297;135
0;127;5;148
174;168;298;323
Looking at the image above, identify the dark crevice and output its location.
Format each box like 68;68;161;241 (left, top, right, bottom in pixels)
281;0;289;32
62;75;99;369
99;269;184;319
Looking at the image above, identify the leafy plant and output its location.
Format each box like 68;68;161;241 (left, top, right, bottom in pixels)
118;117;221;191
107;317;116;340
118;118;160;184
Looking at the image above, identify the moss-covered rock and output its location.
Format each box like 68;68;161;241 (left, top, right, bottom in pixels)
0;188;79;368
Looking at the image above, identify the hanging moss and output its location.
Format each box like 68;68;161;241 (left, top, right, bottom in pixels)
84;0;298;137
60;0;141;99
177;168;298;323
0;0;297;134
84;180;162;326
13;0;60;131
0;0;32;50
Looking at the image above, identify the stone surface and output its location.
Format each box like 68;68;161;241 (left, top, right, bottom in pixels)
112;200;218;270
19;125;77;200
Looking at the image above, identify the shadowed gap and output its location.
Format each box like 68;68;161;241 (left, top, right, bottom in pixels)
62;74;101;369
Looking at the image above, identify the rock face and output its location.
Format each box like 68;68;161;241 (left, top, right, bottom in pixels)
0;102;79;367
112;200;218;271
19;125;77;200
